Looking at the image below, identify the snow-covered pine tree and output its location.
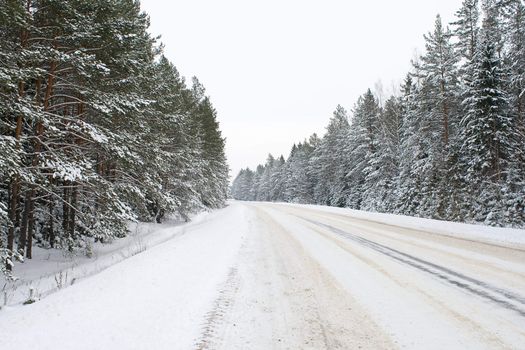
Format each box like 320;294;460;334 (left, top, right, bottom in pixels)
312;105;349;206
0;0;38;270
417;15;460;149
141;56;200;222
459;24;524;225
189;78;229;209
257;154;275;202
231;169;247;200
410;15;461;218
372;96;403;212
284;140;316;203
396;75;427;216
241;168;256;200
496;0;525;137
269;155;286;201
346;90;380;210
452;0;480;62
1;0;230;275
251;164;265;201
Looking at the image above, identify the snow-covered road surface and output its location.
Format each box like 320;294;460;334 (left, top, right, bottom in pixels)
1;202;524;349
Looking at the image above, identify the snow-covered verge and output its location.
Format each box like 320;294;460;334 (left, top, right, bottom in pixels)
0;204;246;350
277;202;525;248
0;211;212;307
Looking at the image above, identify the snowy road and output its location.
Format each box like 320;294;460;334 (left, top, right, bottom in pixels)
1;202;525;349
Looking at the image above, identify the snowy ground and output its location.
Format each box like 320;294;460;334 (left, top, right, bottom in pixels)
1;201;524;349
1;212;211;306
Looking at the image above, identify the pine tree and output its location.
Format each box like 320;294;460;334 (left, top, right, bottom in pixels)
269;155;286;201
497;0;525;134
257;154;275;201
415;15;460;150
1;0;230;276
410;15;461;218
452;0;480;62
284;141;315;203
312;105;349;206
232;169;251;200
396;75;426;215
459;27;523;224
346;90;380;210
373;96;403;212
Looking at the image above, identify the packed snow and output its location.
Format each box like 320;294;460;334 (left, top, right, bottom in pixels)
282;202;525;247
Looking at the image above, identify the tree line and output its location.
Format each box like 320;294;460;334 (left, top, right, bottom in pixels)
1;0;229;276
232;0;525;228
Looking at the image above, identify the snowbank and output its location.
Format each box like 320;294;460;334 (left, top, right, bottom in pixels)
1;211;212;307
277;202;525;248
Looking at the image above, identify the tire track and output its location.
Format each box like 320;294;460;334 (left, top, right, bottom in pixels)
194;267;240;350
278;204;525;252
301;217;525;318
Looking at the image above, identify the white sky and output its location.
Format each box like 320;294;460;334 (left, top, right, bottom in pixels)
140;0;462;178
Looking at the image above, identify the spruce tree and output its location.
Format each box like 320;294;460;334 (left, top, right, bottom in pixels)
460;28;523;224
452;0;480;62
346;90;380;209
312;105;349;206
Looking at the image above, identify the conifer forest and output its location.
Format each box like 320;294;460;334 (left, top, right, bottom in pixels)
232;0;525;229
0;0;229;275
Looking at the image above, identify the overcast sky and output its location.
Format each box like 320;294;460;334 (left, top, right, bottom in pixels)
140;0;462;178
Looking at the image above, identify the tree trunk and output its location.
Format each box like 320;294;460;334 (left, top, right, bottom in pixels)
48;195;55;248
26;190;35;259
6;180;18;271
7;0;32;271
24;78;43;258
62;182;70;235
440;80;449;147
18;192;30;255
69;183;77;242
